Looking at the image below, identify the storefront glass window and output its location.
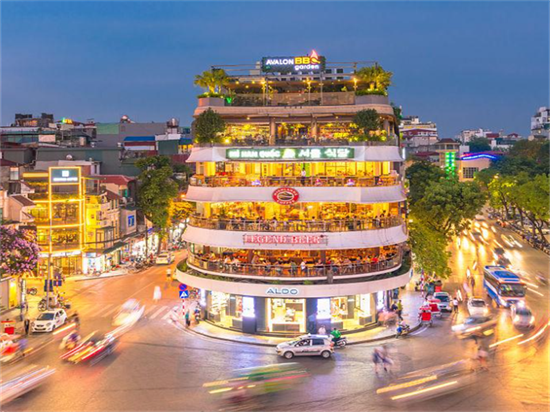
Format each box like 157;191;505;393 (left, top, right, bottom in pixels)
268;298;305;333
208;291;243;330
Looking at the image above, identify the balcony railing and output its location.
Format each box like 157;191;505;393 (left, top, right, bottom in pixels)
190;175;400;188
194;137;397;147
188;215;403;233
187;252;402;280
229;92;356;107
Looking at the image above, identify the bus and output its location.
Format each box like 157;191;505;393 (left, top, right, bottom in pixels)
483;266;526;308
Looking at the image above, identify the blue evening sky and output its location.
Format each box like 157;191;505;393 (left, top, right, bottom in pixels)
1;1;548;137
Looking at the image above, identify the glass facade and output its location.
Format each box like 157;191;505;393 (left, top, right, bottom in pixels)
202;290;377;335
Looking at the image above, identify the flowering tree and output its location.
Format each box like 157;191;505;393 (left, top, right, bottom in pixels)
0;226;40;277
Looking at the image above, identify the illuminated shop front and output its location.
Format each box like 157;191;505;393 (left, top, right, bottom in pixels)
202;290;377;335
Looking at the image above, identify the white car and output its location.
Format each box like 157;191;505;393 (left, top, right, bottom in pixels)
112;299;145;327
155;253;174;265
433;292;452;312
276;334;334;359
32;309;67;333
510;303;535;328
467;298;489;317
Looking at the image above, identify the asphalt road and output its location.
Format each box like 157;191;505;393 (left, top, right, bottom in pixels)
4;220;550;412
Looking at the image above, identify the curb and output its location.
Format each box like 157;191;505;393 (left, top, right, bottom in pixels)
71;271;133;282
185;321;424;348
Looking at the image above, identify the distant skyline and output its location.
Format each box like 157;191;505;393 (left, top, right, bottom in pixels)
1;1;548;137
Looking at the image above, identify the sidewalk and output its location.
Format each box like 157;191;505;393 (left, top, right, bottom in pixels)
70;268;130;282
186;284;425;347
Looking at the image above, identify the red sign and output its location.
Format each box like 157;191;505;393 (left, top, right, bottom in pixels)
243;234;327;245
272;187;299;205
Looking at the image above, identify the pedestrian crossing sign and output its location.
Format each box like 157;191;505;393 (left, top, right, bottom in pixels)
179;290;189;299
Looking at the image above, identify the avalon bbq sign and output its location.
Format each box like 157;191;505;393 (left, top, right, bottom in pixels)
261;50;326;73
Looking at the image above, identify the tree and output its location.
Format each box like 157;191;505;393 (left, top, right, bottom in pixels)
468;137;491;153
136;156;179;252
409;220;452;279
516;174;550;239
0;226;40;277
195;108;226;144
356;65;393;92
353;109;381;139
194;69;229;96
412;177;486;240
170;201;195;225
405;160;445;205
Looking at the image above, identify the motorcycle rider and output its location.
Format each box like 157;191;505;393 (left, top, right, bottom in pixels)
396;321;410;338
330;327;342;345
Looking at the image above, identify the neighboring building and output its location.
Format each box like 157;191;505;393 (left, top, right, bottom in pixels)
0;113;96;147
95;115;169;148
457;152;502;181
399;115;438;156
178;53;409;337
23;167;87;277
531;107;550;138
457;128;500;144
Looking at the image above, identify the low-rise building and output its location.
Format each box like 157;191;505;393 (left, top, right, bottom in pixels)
531;107;549;138
399;115;438;156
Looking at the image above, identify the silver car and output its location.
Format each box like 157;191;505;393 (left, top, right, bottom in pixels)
276;334;334;359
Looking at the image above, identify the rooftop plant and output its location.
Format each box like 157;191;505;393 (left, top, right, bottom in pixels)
356;65;393;94
194;69;229;98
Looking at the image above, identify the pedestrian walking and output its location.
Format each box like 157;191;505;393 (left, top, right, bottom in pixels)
23;318;30;335
153;286;162;303
307;312;317;334
372;348;384;374
470;276;476;290
452;298;459;314
318;325;327;336
184;310;191;327
396;300;403;321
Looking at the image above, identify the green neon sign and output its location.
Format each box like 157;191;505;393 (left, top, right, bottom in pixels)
226;147;355;161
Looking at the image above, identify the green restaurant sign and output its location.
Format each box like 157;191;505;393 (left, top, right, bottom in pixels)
226;147;355;161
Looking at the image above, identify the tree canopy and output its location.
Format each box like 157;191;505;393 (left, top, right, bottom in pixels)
468;137;491;153
356;65;393;92
136;156;179;249
195;108;226;144
409;220;452;278
353;109;381;140
405;160;445;205
0;226;40;276
194;69;229;96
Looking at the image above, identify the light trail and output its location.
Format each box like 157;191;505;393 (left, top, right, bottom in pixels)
518;321;550;346
494;240;503;248
489;333;524;348
390;381;459;401
527;287;544;297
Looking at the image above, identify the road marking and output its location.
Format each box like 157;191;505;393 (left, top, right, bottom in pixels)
149;306;168;319
94;304;115;317
162;307;177;320
103;305;120;317
145;305;158;317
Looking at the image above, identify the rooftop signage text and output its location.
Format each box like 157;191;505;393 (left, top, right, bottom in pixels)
226;147;354;161
261;50;326;73
243;234;328;245
50;168;79;183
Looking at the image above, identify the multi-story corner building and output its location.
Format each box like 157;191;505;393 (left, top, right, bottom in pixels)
178;53;410;336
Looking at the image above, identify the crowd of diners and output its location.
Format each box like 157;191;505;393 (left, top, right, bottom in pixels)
194;202;404;232
188;245;402;278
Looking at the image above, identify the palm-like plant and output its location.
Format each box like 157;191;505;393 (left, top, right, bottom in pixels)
194;69;229;96
356;65;393;92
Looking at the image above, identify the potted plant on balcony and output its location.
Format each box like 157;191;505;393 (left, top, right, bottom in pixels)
352;109;387;142
195;108;226;144
355;65;393;104
194;69;229;106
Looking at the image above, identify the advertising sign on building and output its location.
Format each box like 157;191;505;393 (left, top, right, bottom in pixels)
50;168;79;183
261;50;326;73
272;188;299;205
226;147;354;161
243;234;327;245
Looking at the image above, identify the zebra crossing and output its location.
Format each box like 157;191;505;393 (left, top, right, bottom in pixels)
57;302;177;321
